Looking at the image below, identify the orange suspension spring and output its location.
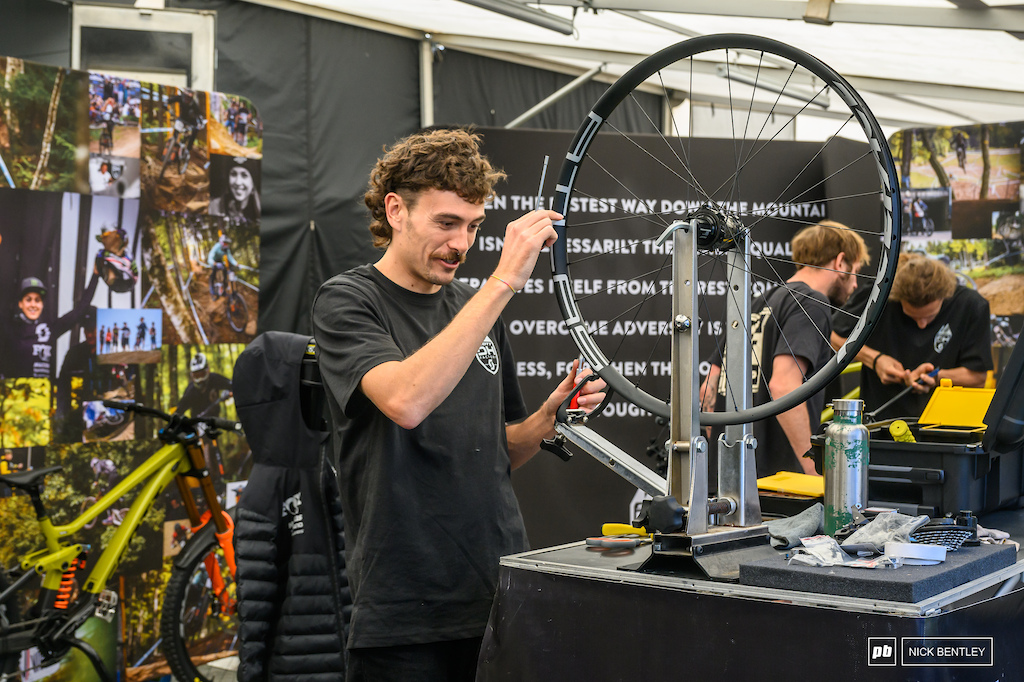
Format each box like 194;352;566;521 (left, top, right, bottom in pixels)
53;557;86;610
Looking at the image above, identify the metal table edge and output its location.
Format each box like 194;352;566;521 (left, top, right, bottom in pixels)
500;543;1024;617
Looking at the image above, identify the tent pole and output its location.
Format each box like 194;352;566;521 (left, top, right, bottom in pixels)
420;36;434;128
505;63;604;129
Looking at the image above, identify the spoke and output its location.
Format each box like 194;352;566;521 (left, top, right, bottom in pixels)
565;186;693;231
725;50;742;208
758;277;831;353
581;154;673;229
627;89;714;205
712;251;872;316
743;189;886;218
732;51;766;206
737;61;799;173
567;237;652;263
740;145;873;237
587;281;673;336
736;115;858;237
709;79;830;201
739;210;878;234
605;253;673;365
656;70;711;203
741;229;836;354
688;55;695;207
570;264;674;299
604;119;714;208
758;254;875;282
566;210;681;228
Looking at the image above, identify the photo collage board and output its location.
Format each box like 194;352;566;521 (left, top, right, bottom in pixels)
889;122;1023;375
0;56;261;676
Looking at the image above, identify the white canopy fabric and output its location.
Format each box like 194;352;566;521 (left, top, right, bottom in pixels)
249;0;1024;138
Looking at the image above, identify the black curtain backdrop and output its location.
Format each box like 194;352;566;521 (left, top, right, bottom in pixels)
434;48;663;134
0;0;70;67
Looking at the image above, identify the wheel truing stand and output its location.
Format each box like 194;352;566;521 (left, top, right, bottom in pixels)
554;204;778;581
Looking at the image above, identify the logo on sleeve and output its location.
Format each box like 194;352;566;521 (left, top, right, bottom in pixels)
475;337;499;375
934;323;952;353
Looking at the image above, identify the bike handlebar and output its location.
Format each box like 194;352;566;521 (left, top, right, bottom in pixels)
103;400;242;434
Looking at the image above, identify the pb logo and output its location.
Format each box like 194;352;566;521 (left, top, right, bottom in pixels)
868;637;897;666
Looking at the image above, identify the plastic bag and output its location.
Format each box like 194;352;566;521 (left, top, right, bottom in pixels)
840;511;929;553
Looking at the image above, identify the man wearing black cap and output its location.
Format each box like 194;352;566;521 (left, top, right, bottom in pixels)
4;274;98;379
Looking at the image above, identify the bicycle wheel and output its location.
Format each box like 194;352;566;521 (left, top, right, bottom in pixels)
551;33;900;427
178;145;191;176
227;292;248;333
160;531;238;682
159;138;176;180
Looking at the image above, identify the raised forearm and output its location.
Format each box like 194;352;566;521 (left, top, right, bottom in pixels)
360;278;513;429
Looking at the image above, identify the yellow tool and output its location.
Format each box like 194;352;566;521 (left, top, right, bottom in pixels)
889;419;916;443
602;522;650;537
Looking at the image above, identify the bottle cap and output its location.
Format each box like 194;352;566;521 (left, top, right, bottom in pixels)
830;398;864;413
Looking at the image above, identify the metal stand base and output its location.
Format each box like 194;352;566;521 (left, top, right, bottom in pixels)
625;525;779;581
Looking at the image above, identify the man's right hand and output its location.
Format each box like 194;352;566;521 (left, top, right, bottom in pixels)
875;353;906;385
491;210;562;291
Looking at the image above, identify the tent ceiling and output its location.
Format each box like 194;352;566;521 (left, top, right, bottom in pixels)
249;0;1024;135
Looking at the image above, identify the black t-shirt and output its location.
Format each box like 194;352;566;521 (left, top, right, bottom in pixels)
713;282;833;479
312;264;529;649
7;314;59;378
859;286;992;418
831;281;870;339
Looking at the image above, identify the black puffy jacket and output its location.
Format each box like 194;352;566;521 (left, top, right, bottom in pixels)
232;332;351;681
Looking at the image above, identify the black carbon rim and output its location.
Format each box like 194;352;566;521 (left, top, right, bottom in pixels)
550;33;901;426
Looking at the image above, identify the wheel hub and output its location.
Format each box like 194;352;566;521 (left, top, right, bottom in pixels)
689;204;745;251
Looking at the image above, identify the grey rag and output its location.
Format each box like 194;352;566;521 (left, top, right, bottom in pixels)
766;503;824;549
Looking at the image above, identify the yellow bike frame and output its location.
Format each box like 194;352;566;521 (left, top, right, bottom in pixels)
20;438;231;596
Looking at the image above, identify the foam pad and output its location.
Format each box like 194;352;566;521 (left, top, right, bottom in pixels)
738;543;1015;602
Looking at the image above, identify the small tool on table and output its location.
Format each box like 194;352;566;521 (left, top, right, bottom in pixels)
586;523;652;549
866;366;941;422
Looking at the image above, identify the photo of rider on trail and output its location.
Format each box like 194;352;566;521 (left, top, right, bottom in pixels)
140;84;211;213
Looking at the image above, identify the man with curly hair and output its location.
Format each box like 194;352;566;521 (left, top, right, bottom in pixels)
833;256;992;419
312;128;604;681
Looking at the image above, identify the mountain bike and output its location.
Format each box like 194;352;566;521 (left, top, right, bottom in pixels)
210;260;250;333
158;119;199;180
98;127;113;157
0;401;241;682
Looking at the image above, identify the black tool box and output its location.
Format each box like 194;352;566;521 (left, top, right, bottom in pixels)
812;341;1024;517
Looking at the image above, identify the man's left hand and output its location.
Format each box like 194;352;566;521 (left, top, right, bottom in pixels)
546;358;607;416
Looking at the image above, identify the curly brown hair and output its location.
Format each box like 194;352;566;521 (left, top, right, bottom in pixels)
890;257;956;307
364;128;507;249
